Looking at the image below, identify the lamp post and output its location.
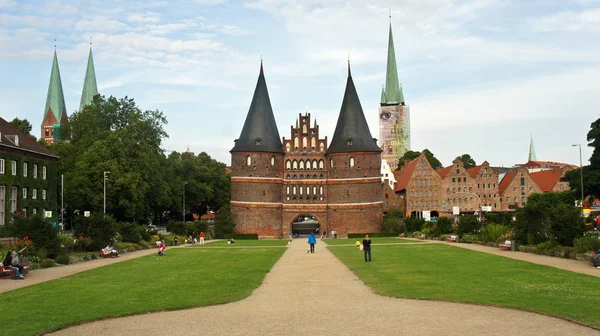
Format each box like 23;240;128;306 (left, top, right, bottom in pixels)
61;174;64;230
572;144;584;207
103;171;110;215
182;182;188;222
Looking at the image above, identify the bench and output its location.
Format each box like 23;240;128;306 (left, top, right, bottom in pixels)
99;249;118;258
417;234;426;240
499;240;512;251
448;235;458;243
1;263;28;279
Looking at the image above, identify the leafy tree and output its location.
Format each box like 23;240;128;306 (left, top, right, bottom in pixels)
562;116;600;198
72;213;118;250
7;214;60;257
405;217;425;233
549;203;586;246
434;217;454;236
457;215;481;235
456;154;476;169
382;207;405;233
9;117;33;137
396;149;443;170
214;205;235;238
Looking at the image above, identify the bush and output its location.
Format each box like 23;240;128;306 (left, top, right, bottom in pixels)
55;253;70;265
405;217;425;233
119;222;143;244
485;223;511;243
73;214;118;250
113;242;144;253
40;258;56;268
573;236;600;253
457;215;481;235
433;217;453;236
59;236;75;252
460;234;479;244
214;206;235;238
7;214;60;257
137;240;150;249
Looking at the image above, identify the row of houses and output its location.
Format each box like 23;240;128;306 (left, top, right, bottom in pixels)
381;152;573;217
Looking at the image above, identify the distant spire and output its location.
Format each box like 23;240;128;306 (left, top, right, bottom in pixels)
382;22;404;105
260;56;263;74
380;85;386;104
528;135;537;161
79;42;99;111
44;49;67;125
347;55;351;76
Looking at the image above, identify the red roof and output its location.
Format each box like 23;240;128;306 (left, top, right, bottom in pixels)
529;168;564;192
498;171;517;195
522;160;575;169
436;166;452;179
467;165;483;178
394;158;419;192
0;118;56;157
201;212;216;220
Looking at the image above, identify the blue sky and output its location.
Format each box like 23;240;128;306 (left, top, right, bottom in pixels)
1;0;598;167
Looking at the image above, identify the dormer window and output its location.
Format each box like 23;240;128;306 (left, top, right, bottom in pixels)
255;138;261;146
347;138;353;146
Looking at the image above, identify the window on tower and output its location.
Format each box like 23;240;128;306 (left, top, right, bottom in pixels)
246;156;252;166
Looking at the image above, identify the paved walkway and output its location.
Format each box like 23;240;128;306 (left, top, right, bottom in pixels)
51;239;600;336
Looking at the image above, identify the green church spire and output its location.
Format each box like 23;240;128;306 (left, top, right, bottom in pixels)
380;85;386;104
79;46;98;111
44;50;67;123
383;22;404;105
528;135;537;161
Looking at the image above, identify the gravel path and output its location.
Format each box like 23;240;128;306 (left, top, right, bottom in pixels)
49;239;600;336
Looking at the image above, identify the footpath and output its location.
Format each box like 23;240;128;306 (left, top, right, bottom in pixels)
50;239;600;336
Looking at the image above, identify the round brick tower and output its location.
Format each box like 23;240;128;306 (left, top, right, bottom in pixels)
325;63;383;237
230;62;285;237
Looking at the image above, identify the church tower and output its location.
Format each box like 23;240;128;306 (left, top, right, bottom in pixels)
528;135;537;162
379;19;410;170
41;50;68;145
326;63;383;236
79;44;98;111
230;61;285;237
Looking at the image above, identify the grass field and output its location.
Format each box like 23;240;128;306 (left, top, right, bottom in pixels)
323;237;422;245
329;243;600;328
0;247;285;336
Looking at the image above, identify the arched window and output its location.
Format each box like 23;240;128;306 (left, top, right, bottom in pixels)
306;161;312;170
452;188;456;193
300;174;304;179
293;174;297;179
293;186;297;195
529;187;533;193
311;137;316;148
286;143;291;152
286;160;291;170
447;188;450;193
299;160;305;170
302;124;307;133
312;160;318;170
286;174;290;179
330;159;334;168
349;157;355;168
302;137;307;148
286;186;290;194
560;184;564;190
300;187;303;195
320;143;324;152
294;137;299;149
458;187;462;192
293;160;298;170
469;187;472;192
306;187;310;195
313;174;317;179
319;160;324;169
313;186;317;194
319;174;323;178
246;155;252;166
270;156;275;166
319;186;323;195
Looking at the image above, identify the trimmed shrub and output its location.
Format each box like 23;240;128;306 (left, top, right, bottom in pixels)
73;213;118;250
573;236;600;253
55;253;70;265
433;217;453;236
457;215;481;235
460;234;479;244
405;217;425;233
119;222;143;244
40;258;56;268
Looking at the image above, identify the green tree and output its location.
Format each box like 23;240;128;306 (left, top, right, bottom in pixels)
396;149;443;170
9;117;33;137
382;207;405;233
562;116;600;198
72;213;118;250
549;203;586;246
7;214;60;257
457;154;476;169
457;215;480;235
214;205;235;238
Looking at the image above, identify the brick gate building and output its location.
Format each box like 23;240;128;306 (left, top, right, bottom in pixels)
230;62;383;238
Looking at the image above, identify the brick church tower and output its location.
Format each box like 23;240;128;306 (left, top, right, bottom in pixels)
325;63;383;235
230;62;285;236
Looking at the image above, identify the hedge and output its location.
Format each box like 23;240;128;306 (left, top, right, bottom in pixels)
222;233;259;240
347;232;399;238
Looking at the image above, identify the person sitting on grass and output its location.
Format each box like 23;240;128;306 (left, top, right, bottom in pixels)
592;249;600;269
227;238;235;244
173;237;179;246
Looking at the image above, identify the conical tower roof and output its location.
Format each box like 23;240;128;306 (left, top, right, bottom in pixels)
44;50;67;122
79;47;99;111
231;62;284;154
326;64;382;154
382;23;404;105
528;135;537;161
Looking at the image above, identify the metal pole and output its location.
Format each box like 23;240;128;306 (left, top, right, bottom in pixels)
61;174;64;226
103;171;110;215
573;144;584;207
183;182;187;222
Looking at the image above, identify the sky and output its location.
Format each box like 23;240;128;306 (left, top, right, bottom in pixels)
0;0;598;168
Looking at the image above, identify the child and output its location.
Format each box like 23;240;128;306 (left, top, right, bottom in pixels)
158;240;166;256
355;240;361;250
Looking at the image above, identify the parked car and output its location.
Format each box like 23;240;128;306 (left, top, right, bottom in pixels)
146;224;158;231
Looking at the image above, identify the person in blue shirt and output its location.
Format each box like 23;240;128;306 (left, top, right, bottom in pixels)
307;232;317;254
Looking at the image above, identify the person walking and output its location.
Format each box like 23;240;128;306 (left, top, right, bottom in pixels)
200;231;205;245
308;232;317;254
362;235;372;262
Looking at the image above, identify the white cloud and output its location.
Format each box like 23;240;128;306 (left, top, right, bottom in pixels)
127;11;162;23
0;0;15;8
531;8;600;32
75;17;129;32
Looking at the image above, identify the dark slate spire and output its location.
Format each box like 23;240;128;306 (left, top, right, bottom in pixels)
231;61;284;154
326;63;382;154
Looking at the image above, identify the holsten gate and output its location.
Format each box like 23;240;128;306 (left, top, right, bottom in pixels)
230;62;383;238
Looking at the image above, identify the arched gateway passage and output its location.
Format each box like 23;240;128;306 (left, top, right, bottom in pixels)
291;215;320;236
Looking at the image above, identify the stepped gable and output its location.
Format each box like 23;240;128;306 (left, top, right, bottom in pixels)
326;64;382;154
231;62;284;154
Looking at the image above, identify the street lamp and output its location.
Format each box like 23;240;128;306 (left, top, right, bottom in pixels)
182;182;188;222
572;144;584;207
103;171;110;215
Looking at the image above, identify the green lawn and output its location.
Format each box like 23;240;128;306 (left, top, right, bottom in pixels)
323;237;421;245
0;247;285;335
329;243;600;328
199;239;290;247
